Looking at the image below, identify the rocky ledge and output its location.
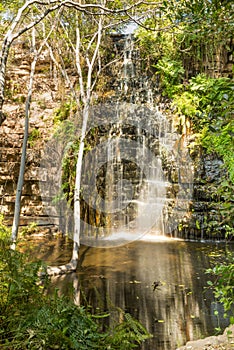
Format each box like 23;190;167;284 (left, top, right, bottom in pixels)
176;325;234;350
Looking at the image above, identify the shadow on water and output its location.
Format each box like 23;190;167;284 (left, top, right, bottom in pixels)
23;235;233;350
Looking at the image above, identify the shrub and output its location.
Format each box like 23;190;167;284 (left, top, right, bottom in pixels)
0;234;151;349
206;253;234;325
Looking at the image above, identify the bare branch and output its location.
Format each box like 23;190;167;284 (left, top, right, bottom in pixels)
75;26;85;103
0;1;65;123
64;0;145;15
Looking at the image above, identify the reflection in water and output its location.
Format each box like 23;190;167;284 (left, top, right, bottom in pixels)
28;237;232;349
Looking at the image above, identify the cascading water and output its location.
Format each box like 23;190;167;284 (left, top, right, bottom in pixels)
78;34;193;246
39;33;193;246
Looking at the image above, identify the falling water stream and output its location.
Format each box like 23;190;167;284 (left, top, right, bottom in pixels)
77;34;193;246
40;33;193;244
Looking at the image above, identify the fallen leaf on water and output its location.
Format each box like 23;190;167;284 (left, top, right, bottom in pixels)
129;280;141;284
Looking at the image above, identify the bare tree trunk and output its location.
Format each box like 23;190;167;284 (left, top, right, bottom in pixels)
69;13;103;269
11;29;38;249
45;1;147;275
0;1;143;125
47;14;103;275
70;103;90;269
0;42;9;125
11;16;59;248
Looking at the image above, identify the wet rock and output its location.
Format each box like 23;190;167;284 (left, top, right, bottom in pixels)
203;155;224;183
176;325;234;350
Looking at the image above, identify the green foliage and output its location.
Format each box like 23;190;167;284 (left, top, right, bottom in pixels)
203;122;234;183
204;178;234;237
172;75;234;183
170;74;234;237
0;236;151;349
135;18;178;64
154;58;184;97
140;14;234;238
0;236;45;312
54;101;77;124
206;253;234;323
0;214;10;240
189;75;233;116
135;0;233;85
173;91;200;117
28;128;41;147
0;1;24;19
106;312;151;349
155;58;185;84
20;222;39;236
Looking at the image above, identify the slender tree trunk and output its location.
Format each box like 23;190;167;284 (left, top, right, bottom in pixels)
11;31;37;249
68;16;103;269
70;102;90;268
10;12;63;248
0;36;11;125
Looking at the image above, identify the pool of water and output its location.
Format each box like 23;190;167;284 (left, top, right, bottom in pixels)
24;235;233;349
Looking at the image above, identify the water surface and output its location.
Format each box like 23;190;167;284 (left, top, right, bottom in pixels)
27;236;232;349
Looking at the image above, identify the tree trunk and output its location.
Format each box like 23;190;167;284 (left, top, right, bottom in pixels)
46;102;90;275
11;33;38;249
0;38;10;125
70;103;90;269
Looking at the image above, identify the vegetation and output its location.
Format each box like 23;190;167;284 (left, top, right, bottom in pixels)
28;128;41;148
158;74;233;237
135;0;234;324
0;220;151;349
206;252;234;326
135;0;234;238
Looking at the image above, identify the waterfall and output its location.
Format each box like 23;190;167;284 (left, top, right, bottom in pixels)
39;33;193;247
77;34;193;247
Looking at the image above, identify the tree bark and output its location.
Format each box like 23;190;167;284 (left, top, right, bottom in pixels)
11;16;60;248
11;29;37;249
69;13;103;269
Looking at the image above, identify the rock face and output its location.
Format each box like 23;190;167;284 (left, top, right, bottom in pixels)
173;147;226;240
176;325;234;350
0;36;192;235
0;42;62;227
0;100;58;227
0;37;232;239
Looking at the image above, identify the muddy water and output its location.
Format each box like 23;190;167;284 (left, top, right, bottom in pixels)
26;236;232;349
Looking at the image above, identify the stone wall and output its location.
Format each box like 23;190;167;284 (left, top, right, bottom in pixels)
0;100;58;227
182;38;234;79
0;42;63;227
173;145;226;240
